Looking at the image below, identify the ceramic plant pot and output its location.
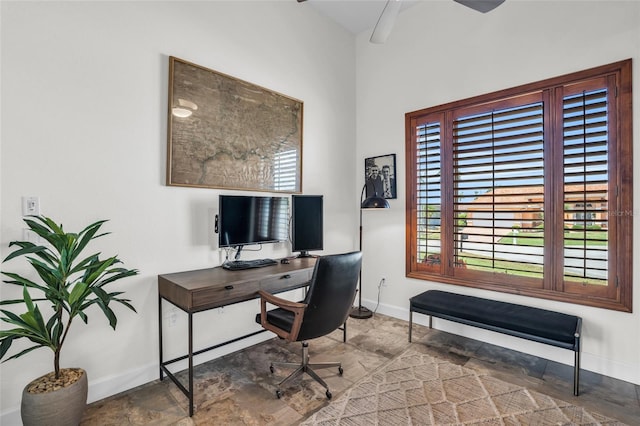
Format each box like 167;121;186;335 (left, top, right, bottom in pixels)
21;368;88;426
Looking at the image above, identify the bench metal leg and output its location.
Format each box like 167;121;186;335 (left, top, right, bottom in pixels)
409;310;434;343
408;310;413;342
574;350;580;396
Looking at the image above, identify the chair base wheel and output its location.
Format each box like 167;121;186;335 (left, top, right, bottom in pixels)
338;366;343;375
276;389;282;399
326;390;332;399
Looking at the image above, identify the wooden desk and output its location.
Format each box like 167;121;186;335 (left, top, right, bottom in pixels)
157;257;316;416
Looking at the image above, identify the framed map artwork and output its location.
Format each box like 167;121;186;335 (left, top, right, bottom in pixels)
166;57;303;193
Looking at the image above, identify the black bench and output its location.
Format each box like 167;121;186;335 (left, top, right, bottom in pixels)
409;290;582;396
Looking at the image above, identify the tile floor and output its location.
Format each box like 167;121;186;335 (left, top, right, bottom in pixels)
81;313;640;425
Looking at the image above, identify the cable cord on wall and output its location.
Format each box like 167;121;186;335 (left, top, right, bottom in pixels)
373;278;385;314
223;247;233;263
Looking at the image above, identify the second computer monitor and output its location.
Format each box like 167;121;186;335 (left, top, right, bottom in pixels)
291;195;323;258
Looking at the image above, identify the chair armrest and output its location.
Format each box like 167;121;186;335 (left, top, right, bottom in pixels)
258;290;307;342
259;290;307;311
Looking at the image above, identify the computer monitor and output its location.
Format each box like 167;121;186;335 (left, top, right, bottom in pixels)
218;195;289;259
291;195;323;258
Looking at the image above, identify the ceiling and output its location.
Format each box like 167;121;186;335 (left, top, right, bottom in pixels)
301;0;419;35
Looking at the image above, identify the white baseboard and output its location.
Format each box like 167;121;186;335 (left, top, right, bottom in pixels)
0;409;21;426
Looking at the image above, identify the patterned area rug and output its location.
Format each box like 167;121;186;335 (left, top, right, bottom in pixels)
301;349;626;425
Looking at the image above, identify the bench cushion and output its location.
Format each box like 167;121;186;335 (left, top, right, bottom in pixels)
410;290;580;350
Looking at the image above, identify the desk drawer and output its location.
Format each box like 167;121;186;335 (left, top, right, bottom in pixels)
260;269;311;293
192;280;261;310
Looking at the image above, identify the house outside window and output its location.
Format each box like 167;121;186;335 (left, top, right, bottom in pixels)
573;203;597;227
405;60;633;311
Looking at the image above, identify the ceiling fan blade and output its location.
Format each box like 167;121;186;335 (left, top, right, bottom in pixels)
454;0;505;13
370;0;402;44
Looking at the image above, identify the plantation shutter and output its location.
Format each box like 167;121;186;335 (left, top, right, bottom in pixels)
415;119;442;269
562;87;609;287
452;96;545;282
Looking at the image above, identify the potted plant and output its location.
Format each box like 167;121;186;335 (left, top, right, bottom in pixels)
0;216;138;426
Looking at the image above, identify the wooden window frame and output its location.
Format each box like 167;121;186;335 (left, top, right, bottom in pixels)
405;59;633;312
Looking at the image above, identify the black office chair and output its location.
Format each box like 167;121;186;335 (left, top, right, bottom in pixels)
255;251;362;399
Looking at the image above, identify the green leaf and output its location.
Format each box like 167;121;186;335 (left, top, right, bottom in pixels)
102;305;117;329
84;257;118;285
0;315;51;347
0;336;15;358
95;268;139;287
1;272;48;293
0;298;35;306
69;253;100;276
22;286;35;313
115;298;137;313
69;282;88;306
70;220;108;264
2;243;46;263
22;217;59;246
2;344;48;362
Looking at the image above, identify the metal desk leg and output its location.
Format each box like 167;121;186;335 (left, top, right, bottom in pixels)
159;296;164;380
188;312;194;417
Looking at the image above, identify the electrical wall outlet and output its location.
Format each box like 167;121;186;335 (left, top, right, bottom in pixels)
381;277;387;287
22;196;40;216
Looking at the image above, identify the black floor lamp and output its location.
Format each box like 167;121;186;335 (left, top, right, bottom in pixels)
349;185;390;319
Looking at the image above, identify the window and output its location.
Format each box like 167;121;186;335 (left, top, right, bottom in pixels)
405;60;632;311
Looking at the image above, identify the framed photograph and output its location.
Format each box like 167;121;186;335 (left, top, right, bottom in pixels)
365;154;396;199
166;57;303;193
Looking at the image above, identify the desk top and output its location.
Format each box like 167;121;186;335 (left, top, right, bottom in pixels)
158;257;317;312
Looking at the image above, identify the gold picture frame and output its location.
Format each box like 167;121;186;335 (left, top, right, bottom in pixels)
166;57;303;193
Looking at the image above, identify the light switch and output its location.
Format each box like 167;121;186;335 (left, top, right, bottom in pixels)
21;196;40;216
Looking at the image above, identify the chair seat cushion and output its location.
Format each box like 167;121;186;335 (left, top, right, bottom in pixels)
255;308;294;333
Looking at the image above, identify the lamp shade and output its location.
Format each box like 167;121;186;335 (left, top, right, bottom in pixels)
361;194;390;209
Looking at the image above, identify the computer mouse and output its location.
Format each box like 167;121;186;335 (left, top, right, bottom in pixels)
280;258;290;264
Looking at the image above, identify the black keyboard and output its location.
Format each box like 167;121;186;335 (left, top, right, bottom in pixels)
222;258;278;271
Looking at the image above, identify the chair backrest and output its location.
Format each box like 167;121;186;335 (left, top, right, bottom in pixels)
296;251;362;341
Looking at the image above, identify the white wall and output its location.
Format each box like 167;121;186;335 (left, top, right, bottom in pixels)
356;0;640;385
0;1;356;421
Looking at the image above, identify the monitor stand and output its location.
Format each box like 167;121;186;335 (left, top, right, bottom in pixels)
296;251;313;258
234;245;243;261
